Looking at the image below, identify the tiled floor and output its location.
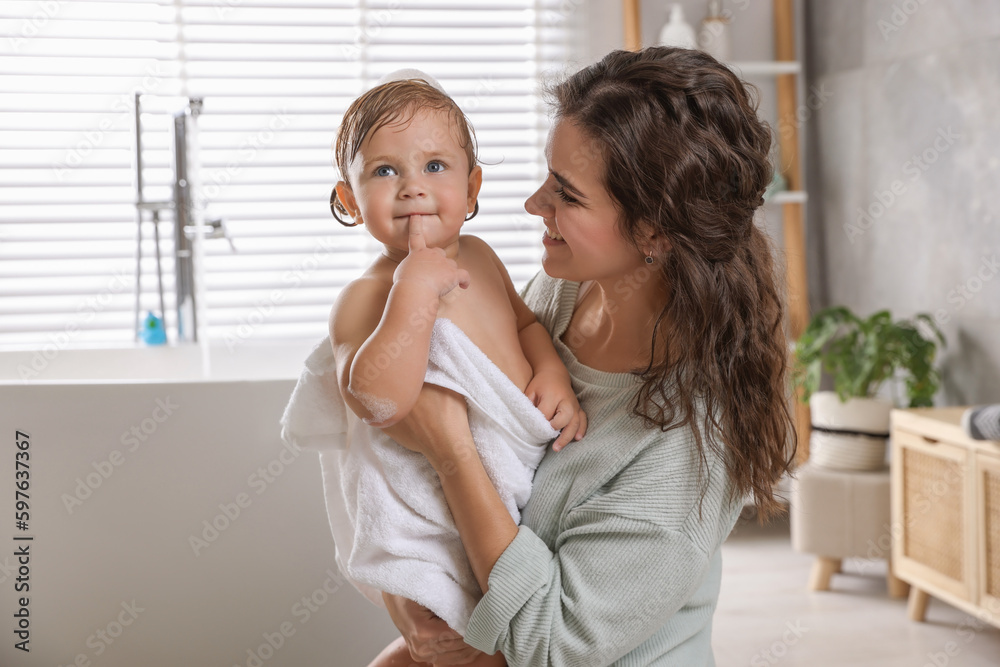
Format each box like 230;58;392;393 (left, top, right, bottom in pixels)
713;511;1000;667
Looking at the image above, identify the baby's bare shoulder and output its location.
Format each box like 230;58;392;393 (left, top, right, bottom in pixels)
329;273;391;346
459;233;497;255
459;234;503;269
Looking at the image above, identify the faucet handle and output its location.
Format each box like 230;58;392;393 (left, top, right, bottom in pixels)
208;218;237;252
183;218;237;252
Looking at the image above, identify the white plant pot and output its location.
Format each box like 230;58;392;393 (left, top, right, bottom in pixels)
809;391;892;471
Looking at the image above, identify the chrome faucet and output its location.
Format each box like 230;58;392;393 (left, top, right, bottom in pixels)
132;94;234;344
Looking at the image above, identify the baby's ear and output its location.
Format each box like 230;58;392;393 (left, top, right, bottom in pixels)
466;165;483;210
334;181;359;220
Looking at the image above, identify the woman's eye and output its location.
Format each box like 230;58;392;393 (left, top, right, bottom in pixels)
375;165;396;177
426;161;445;173
555;187;578;205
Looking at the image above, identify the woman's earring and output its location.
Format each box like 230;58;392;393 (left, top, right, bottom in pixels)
465;201;479;222
330;188;360;227
645;252;655;265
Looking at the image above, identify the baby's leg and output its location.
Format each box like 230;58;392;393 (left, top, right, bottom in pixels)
367;636;507;667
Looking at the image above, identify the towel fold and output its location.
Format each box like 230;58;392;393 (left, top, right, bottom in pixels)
280;318;559;634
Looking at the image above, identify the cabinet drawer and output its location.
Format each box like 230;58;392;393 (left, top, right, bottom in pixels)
892;429;972;600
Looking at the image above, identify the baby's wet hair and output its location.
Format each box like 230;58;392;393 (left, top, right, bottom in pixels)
332;79;478;226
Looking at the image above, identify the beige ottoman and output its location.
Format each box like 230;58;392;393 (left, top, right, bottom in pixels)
790;462;908;597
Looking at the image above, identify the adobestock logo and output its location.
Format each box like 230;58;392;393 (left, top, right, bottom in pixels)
188;438;303;557
749;620;808;666
844;126;961;244
934;253;999;325
61;397;180;514
877;0;932;41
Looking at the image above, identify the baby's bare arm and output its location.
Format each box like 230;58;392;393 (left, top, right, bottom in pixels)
330;276;439;427
474;238;588;448
334;219;469;428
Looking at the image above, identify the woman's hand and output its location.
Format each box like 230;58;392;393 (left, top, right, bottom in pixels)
382;592;485;665
382;383;476;473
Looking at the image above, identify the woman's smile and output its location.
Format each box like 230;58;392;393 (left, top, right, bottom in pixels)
543;227;566;244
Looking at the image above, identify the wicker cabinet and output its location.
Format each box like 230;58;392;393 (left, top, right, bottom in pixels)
891;408;1000;627
976;450;1000;613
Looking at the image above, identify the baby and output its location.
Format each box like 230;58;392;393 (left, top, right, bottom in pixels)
329;75;584;439
289;72;586;666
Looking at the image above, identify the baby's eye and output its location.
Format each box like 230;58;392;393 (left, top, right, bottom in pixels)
426;161;445;173
375;165;397;177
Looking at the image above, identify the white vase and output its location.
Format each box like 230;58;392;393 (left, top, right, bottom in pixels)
809;391;892;471
698;0;731;62
659;4;698;49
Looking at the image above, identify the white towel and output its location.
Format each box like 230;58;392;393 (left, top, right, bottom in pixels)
280;318;559;634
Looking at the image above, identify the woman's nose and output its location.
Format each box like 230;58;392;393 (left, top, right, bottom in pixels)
525;183;551;217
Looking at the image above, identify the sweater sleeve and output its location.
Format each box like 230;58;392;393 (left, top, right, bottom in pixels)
464;446;737;666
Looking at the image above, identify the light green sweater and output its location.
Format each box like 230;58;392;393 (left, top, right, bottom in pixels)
465;273;742;666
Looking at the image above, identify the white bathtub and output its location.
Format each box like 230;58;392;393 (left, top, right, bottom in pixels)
0;343;400;667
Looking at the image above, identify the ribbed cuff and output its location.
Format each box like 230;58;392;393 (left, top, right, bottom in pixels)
464;525;553;653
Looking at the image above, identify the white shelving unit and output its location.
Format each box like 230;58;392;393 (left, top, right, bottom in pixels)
623;0;812;462
768;190;808;205
727;60;802;76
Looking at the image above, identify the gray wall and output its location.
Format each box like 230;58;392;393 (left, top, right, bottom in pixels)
805;0;1000;405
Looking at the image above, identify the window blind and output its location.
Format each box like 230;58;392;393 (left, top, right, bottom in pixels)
0;0;581;349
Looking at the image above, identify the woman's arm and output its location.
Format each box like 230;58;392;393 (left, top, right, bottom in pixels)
388;382;739;666
381;592;484;665
380;385;517;664
381;384;517;593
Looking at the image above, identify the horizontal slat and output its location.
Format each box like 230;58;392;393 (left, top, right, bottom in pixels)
0;19;178;40
1;1;175;21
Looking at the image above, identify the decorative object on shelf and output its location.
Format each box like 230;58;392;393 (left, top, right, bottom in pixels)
792;307;946;470
140;311;167;346
658;4;698;49
698;0;731;61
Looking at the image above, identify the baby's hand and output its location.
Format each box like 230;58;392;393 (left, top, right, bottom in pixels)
525;368;588;452
393;216;470;298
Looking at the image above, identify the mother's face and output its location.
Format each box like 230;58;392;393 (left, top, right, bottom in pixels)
525;118;648;284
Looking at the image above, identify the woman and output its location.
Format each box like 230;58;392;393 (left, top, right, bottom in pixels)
379;46;796;666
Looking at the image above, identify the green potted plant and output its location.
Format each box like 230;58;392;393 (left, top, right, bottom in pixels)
793;307;946;470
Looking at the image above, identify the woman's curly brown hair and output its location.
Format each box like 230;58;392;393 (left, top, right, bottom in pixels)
553;46;796;521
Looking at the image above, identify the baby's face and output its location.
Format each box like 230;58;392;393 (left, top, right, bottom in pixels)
339;108;481;256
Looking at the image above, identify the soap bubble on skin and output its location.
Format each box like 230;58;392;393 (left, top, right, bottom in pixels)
350;388;398;426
